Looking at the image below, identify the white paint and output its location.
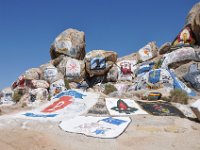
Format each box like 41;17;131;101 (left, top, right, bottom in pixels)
191;99;200;111
49;79;66;97
106;98;148;116
13;90;99;122
138;44;153;61
66;59;81;77
59;116;131;139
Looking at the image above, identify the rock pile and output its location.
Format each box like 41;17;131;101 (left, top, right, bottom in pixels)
0;2;200;120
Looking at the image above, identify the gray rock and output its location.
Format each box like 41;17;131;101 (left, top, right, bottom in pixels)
161;47;200;69
183;63;200;91
40;63;64;84
0;87;14;104
106;65;118;82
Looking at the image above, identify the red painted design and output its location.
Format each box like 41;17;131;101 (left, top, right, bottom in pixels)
42;96;72;113
119;101;128;110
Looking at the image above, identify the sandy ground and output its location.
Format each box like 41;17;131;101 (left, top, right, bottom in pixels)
0;114;199;150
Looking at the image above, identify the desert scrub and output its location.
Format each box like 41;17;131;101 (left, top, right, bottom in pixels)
137;59;143;64
169;89;188;104
154;59;162;69
64;78;71;89
161;96;171;102
12;90;23;103
21;102;27;108
103;84;117;95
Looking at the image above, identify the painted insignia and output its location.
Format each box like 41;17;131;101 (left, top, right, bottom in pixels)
111;99;138;114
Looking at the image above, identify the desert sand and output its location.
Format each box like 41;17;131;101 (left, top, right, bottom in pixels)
0;114;199;150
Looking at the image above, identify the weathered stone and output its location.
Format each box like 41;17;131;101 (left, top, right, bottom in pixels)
85;50;117;77
186;2;200;45
161;47;200;69
132;69;174;91
137;42;158;62
40;63;64;84
50;28;85;60
172;103;196;118
51;55;65;67
159;42;171;55
31;80;49;89
106;65;118;82
49;79;66;97
191;99;200;121
118;52;138;62
117;60;137;81
24;68;42;80
0;87;14;104
57;56;85;82
29;88;49;102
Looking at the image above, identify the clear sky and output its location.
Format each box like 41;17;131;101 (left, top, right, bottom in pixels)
0;0;199;90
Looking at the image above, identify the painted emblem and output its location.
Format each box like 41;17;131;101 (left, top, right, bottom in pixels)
111;99;138;114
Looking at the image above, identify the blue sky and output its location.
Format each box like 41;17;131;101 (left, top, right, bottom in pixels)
0;0;199;90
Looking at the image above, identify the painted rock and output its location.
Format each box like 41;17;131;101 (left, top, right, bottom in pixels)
148;92;162;101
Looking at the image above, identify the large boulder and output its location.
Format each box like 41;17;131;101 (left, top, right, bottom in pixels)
29;80;50;89
24;68;42;80
186;2;200;45
137;42;158;62
106;65;118;82
161;47;200;69
85;50;117;77
132;69;174;91
57;56;85;82
117;52;138;62
49;79;66;97
40;63;64;84
117;60;137;81
50;28;85;60
29;88;49;102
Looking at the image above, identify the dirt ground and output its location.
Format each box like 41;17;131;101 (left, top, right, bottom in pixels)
0;115;199;150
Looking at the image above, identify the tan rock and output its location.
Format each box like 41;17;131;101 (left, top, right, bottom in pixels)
137;42;158;62
85;50;117;77
57;56;85;82
50;28;85;60
186;2;200;45
24;68;42;80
